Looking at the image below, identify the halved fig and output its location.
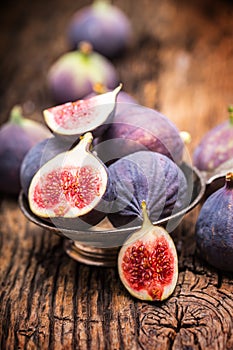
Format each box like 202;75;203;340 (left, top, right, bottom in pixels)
43;84;122;139
28;132;108;220
118;201;178;301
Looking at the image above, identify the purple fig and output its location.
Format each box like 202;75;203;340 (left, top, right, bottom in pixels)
94;104;184;165
107;151;189;228
67;0;132;58
196;172;233;272
193;106;233;171
0;106;51;195
47;42;119;104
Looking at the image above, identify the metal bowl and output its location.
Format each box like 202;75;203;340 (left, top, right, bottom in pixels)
19;162;206;266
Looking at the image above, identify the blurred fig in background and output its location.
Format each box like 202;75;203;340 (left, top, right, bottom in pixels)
0;106;51;195
67;0;133;58
47;41;119;104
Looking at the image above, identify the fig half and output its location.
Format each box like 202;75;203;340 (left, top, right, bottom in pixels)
118;201;178;301
43;84;122;139
28;132;108;220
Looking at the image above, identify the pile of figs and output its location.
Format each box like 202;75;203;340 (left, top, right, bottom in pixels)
3;0;233;302
17;85;192;302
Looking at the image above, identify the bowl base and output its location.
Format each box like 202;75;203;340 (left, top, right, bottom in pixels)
64;240;119;267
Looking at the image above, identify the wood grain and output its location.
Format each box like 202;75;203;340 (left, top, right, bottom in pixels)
1;0;233;349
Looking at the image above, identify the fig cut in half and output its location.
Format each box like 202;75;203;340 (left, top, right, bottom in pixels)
28;132;108;219
43;84;122;138
118;201;178;301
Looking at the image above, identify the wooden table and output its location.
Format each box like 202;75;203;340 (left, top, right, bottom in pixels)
1;0;233;348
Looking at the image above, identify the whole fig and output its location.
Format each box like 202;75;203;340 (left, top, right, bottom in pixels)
67;0;132;58
195;172;233;272
0;106;51;195
47;42;119;104
107;151;189;228
94;104;184;164
193;106;233;171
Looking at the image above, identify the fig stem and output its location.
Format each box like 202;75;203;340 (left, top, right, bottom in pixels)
228;105;233;125
226;172;233;189
180;131;191;144
77;132;93;152
93;82;108;95
141;200;152;229
9;105;24;125
78;41;93;56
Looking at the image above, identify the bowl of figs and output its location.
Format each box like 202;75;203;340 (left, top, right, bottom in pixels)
19;86;206;271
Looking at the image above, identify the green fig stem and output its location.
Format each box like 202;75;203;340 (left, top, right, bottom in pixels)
9;105;24;125
228;105;233;125
93;0;111;10
180;131;191;145
141;200;152;229
226;172;233;189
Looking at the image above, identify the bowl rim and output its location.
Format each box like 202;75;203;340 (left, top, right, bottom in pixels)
19;162;206;240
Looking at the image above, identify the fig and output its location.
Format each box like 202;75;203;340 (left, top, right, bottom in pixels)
0;106;51;195
195;172;233;272
43;84;122;140
20;136;73;197
47;41;119;104
28;132;110;226
107;151;189;228
118;201;178;301
94;104;184;165
67;0;132;58
193;106;233;171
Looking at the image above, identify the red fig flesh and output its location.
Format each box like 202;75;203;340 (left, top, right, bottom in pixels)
118;201;178;301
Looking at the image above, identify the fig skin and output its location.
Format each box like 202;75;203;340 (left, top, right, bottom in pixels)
20;136;74;197
118;201;178;301
67;0;132;58
47;42;119;104
94;104;184;165
0;106;51;195
193;106;233;171
195;172;233;272
107;151;189;228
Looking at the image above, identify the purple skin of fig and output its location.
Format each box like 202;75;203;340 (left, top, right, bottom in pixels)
195;173;233;272
193;106;233;171
0;107;51;195
94;104;184;165
107;151;189;228
67;1;132;58
47;43;119;104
